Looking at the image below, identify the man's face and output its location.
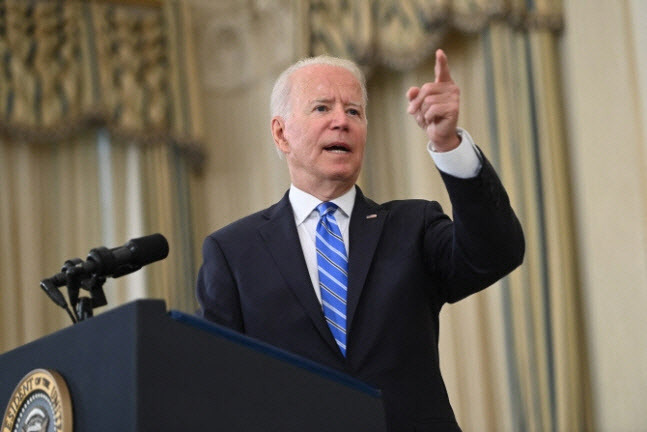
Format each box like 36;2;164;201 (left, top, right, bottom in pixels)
273;64;367;197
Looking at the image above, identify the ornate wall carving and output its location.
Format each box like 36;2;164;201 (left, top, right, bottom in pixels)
190;0;295;93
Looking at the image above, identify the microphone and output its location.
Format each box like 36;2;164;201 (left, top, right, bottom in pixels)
40;233;169;323
44;233;169;287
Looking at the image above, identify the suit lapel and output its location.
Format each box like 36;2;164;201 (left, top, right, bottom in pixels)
346;187;388;336
257;193;340;354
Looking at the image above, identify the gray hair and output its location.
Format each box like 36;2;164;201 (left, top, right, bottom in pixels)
270;55;368;119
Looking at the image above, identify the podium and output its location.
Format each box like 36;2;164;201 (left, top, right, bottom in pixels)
0;300;386;431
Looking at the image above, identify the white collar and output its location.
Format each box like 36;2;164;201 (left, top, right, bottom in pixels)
289;184;356;225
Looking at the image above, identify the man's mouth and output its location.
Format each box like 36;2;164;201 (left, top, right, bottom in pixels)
323;143;351;153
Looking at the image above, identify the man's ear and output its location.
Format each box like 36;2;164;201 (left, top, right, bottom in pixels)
271;116;289;155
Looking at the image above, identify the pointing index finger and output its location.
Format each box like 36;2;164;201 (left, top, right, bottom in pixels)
434;49;453;83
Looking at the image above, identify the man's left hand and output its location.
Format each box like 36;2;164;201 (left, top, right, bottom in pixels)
406;49;461;152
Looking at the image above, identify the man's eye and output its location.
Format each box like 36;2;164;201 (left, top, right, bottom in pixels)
348;109;360;116
315;105;328;112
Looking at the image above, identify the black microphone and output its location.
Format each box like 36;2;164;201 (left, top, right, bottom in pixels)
44;233;169;287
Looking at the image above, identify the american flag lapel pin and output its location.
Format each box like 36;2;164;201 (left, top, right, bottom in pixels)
366;214;377;219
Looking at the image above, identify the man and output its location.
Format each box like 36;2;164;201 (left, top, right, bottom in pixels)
197;50;524;431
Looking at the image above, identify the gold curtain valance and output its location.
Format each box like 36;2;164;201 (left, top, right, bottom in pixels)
308;0;563;70
0;0;202;167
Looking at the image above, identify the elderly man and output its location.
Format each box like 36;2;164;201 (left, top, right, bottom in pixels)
197;50;524;431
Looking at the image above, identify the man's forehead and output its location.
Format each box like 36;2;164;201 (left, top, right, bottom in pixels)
291;65;362;100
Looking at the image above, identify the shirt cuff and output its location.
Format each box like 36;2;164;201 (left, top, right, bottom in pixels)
427;128;482;179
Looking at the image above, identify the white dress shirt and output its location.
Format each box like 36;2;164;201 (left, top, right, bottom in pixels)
289;128;482;303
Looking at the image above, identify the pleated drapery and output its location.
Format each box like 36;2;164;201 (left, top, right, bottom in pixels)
308;0;563;70
0;0;201;352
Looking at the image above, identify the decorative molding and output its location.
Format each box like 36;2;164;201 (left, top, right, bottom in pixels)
190;0;295;92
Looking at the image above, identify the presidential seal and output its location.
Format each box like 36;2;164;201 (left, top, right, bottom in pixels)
2;369;72;432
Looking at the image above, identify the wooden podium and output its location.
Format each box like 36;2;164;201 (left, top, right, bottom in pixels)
0;300;386;431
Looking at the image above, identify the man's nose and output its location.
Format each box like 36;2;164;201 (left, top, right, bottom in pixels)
330;106;349;131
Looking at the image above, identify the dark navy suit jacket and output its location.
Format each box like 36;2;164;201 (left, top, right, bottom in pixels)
196;157;524;431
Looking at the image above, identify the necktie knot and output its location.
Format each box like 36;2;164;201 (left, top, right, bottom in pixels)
317;202;338;218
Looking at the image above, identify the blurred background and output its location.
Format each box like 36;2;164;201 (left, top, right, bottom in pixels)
1;0;645;430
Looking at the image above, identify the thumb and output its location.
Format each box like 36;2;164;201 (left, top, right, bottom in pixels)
434;49;453;83
406;86;420;101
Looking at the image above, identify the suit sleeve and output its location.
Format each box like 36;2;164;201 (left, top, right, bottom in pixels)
424;156;525;303
196;235;245;332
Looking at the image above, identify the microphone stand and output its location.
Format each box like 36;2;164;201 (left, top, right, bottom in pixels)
40;257;109;324
77;274;108;321
40;278;77;324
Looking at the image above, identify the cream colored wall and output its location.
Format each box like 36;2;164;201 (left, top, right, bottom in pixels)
187;0;298;238
560;0;647;430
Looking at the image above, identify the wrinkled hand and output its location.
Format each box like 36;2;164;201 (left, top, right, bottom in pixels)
406;49;461;152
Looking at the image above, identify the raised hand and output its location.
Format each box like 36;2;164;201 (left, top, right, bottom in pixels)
406;49;461;152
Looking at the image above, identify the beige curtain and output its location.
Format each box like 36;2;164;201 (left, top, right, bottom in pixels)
308;1;592;430
0;0;201;353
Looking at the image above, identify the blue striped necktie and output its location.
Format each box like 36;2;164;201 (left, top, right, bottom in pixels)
316;202;348;356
